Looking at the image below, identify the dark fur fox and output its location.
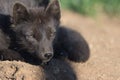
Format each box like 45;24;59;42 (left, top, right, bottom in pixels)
0;0;90;64
0;0;60;63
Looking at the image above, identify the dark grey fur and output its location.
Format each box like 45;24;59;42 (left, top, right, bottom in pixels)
0;0;60;63
43;59;77;80
54;27;90;62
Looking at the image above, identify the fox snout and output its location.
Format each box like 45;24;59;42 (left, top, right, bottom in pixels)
37;52;53;63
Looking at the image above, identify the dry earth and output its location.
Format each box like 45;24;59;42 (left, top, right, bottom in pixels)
0;61;45;80
0;10;120;80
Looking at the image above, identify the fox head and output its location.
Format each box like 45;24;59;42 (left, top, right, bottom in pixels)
11;0;60;63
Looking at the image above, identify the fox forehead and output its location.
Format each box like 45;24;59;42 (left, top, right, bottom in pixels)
28;7;49;21
27;8;56;28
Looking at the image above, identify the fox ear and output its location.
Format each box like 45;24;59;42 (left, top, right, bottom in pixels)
13;3;29;24
46;0;61;20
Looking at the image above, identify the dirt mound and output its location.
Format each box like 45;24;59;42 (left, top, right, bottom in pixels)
0;61;45;80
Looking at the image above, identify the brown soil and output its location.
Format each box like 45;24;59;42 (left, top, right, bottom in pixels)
0;61;45;80
0;10;120;80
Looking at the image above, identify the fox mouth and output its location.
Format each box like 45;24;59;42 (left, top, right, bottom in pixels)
35;57;52;65
33;53;52;63
40;55;53;63
42;58;52;63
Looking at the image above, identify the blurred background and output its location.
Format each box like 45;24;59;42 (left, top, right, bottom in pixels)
60;0;120;80
61;0;120;16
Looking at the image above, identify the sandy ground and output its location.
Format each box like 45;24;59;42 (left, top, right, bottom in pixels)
0;10;120;80
0;61;45;80
61;10;120;80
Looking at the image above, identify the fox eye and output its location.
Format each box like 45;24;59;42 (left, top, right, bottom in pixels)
50;31;56;37
46;26;56;39
26;34;33;39
26;34;33;41
25;33;32;37
33;34;36;38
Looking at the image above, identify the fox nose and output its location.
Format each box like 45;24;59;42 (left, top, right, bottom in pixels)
44;53;53;59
